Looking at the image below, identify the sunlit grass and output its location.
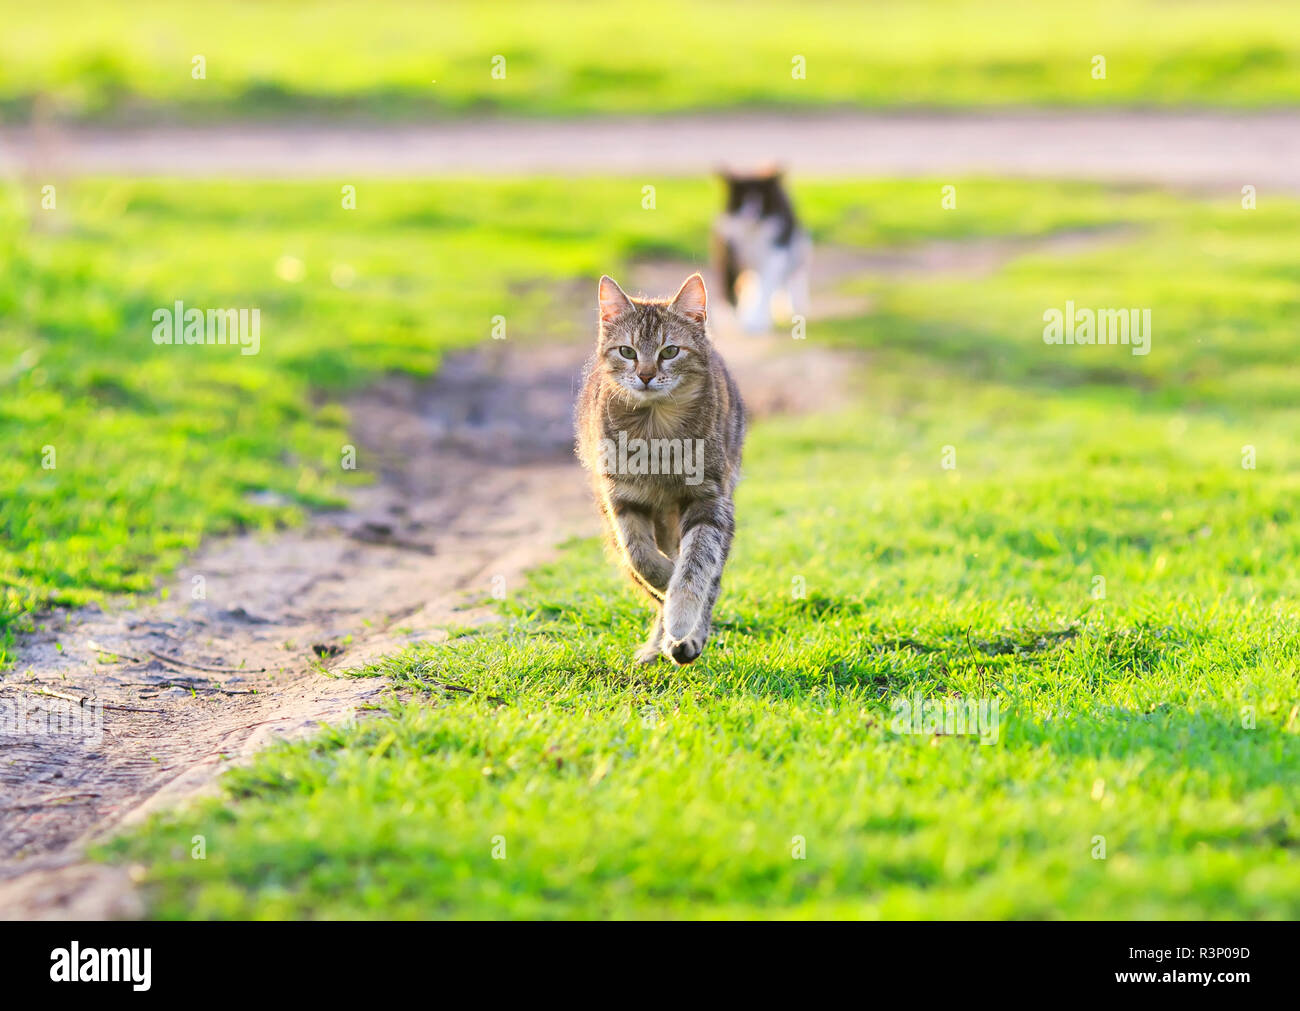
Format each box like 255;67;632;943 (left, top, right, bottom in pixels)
5;0;1300;122
0;176;1163;660
78;177;1300;919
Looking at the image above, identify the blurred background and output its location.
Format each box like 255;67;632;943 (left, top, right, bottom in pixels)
4;0;1300;120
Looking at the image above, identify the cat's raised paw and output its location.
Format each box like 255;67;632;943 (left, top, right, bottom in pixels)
664;636;702;666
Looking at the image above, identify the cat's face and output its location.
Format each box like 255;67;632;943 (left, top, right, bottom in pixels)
724;172;784;219
596;274;709;404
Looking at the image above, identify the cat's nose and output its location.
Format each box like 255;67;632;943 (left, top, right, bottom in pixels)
636;370;656;386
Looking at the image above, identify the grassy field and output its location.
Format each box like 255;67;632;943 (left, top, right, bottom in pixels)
0;177;706;661
0;176;1168;664
33;177;1292;918
5;0;1300;122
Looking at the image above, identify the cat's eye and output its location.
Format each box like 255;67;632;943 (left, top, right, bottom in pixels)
618;346;637;360
659;345;680;360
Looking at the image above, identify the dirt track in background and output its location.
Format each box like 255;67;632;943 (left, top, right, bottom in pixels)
5;111;1299;190
0;226;1141;918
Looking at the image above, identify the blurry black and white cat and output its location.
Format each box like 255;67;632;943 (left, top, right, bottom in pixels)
711;167;811;333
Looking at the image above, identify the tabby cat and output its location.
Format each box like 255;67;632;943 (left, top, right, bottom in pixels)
576;273;745;665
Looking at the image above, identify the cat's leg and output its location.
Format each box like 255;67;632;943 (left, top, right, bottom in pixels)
631;508;682;663
711;231;740;308
606;495;673;602
661;496;735;665
609;497;672;663
654;505;681;560
738;274;771;333
750;247;796;332
635;607;665;664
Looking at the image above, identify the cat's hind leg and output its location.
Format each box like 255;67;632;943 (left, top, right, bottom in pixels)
738;272;773;333
654;505;681;560
635;607;665;664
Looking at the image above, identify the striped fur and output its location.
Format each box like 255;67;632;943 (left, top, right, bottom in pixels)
576;273;746;665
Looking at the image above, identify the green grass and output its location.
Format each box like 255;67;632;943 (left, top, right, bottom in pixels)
6;0;1300;123
64;177;1300;918
0;176;1164;662
0;177;703;657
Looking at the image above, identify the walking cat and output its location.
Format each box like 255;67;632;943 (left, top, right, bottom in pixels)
711;167;811;333
576;273;745;665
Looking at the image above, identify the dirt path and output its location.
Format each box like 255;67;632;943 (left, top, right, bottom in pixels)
0;342;596;917
0;230;1137;918
0;258;861;918
5;112;1299;190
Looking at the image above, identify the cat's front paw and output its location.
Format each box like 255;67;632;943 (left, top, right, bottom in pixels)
662;635;702;666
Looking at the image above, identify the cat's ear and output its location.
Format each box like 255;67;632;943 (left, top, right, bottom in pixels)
670;273;708;324
598;275;632;325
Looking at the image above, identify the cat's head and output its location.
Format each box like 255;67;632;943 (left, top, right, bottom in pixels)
720;165;786;218
595;273;710;404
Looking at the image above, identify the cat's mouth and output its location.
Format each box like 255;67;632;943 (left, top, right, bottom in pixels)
620;377;674;400
624;385;668;402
